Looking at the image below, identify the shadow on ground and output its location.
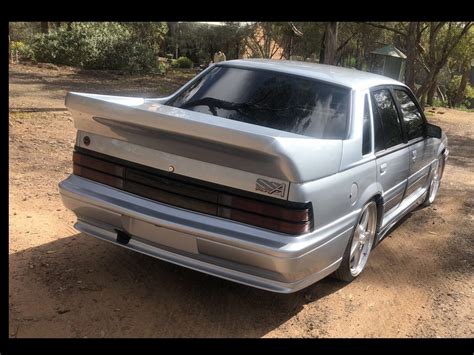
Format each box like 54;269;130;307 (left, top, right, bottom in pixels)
9;232;346;338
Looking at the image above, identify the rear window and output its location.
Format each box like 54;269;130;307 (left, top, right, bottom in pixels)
167;66;350;139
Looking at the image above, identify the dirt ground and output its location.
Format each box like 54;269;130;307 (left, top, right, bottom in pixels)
8;63;474;338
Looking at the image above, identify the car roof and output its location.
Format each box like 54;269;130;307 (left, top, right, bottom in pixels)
217;59;407;91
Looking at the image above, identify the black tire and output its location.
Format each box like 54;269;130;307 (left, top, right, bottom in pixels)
333;200;378;282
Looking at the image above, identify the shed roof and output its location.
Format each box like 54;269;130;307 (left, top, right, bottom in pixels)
371;45;407;59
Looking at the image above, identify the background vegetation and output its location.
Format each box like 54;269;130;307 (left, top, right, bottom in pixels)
9;21;474;109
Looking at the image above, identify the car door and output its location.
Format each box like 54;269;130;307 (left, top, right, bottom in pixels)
370;87;410;214
393;88;431;198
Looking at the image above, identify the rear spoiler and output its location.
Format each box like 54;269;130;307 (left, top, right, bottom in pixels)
65;92;343;183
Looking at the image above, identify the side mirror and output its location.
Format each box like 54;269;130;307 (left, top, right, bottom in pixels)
426;123;442;139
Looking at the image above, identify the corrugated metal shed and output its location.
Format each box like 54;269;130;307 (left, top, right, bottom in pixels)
370;45;407;81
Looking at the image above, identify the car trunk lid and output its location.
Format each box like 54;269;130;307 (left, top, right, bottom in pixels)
66;92;343;200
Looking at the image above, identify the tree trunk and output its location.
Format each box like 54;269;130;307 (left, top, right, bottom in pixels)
322;22;338;65
454;60;470;107
405;22;418;91
40;22;50;34
417;64;442;107
356;39;363;70
236;41;240;59
319;30;326;63
437;86;446;103
288;35;293;59
427;79;438;106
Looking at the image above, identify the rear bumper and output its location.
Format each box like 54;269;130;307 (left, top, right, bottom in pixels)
59;175;354;293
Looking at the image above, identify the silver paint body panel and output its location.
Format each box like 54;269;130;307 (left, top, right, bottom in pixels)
59;59;448;293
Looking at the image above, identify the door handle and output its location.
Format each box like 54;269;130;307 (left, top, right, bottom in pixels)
380;163;387;174
411;150;417;161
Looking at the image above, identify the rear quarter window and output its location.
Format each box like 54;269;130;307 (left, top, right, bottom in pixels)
362;94;372;155
167;66;351;140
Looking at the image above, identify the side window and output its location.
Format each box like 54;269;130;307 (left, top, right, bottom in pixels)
362;95;372;155
394;89;425;140
371;89;403;149
371;94;385;152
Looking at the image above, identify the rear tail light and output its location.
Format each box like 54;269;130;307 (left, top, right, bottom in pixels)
73;165;124;189
73;151;124;189
218;207;311;234
72;149;313;235
218;194;312;234
73;151;124;177
218;194;310;222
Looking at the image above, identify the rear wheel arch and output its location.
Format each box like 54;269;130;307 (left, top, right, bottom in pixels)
372;194;384;233
356;186;383;233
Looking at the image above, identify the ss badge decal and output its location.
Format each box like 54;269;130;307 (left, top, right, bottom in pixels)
256;178;286;197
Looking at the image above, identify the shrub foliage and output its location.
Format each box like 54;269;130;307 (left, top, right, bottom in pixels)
30;22;167;72
173;56;194;68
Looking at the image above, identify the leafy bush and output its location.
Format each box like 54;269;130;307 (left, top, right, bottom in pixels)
157;61;168;76
30;22;167;72
10;41;34;60
175;56;193;69
446;75;461;107
463;84;474;110
446;75;474;108
31;22;128;69
432;98;448;108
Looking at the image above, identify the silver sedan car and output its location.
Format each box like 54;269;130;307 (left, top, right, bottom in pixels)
59;59;448;293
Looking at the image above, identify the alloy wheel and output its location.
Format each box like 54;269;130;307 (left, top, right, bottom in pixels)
349;202;377;277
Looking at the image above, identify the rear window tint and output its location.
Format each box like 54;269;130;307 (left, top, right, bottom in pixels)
167;66;350;139
371;89;403;149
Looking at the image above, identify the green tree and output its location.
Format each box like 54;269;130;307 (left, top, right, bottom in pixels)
416;22;472;106
165;22;250;64
448;27;474;107
244;22;289;59
288;22;324;61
